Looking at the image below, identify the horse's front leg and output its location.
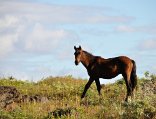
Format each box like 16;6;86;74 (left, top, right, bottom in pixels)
81;78;94;99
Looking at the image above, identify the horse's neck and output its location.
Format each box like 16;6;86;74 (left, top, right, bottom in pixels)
81;51;95;69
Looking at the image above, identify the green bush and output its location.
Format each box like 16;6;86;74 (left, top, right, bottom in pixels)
0;73;155;119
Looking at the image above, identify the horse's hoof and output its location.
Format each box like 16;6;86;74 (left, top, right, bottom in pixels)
125;98;132;102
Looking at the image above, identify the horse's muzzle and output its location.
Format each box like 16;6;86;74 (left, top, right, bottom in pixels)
75;61;78;65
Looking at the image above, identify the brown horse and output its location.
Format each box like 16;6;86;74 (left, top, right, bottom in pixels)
74;46;137;102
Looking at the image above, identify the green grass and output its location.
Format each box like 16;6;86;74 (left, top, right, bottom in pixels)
0;74;156;119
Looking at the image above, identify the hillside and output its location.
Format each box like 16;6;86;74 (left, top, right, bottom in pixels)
0;74;156;119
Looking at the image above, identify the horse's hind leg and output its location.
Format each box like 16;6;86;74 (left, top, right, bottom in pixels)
130;71;137;99
95;78;101;96
130;75;137;99
122;73;132;102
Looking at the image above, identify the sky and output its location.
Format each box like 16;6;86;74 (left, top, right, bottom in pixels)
0;0;156;83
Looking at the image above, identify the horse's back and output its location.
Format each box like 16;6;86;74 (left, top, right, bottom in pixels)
92;56;133;78
117;56;132;62
95;56;132;65
116;56;133;67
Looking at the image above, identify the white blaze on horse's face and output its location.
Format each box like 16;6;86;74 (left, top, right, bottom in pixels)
74;46;82;65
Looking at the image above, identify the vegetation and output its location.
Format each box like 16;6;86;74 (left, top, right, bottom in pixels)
0;73;156;119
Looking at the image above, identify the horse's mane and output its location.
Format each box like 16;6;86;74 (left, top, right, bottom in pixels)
83;50;94;57
83;50;103;59
82;50;96;62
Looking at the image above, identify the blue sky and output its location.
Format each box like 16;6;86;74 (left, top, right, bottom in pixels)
0;0;156;83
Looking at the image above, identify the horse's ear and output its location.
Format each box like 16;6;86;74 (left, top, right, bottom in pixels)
79;45;82;50
74;46;76;50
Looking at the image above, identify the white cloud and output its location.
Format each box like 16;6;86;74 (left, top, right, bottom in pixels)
0;33;18;58
115;25;136;32
0;16;79;57
0;15;29;58
23;23;77;53
0;15;19;29
0;0;134;57
139;39;156;50
115;25;156;35
0;1;134;24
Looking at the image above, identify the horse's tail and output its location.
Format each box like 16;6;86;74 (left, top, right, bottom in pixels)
131;60;137;91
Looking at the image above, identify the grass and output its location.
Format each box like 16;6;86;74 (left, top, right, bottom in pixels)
0;73;156;119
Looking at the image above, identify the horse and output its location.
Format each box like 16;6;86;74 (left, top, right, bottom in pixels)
74;46;137;102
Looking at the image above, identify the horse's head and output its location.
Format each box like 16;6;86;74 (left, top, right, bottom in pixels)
74;45;82;65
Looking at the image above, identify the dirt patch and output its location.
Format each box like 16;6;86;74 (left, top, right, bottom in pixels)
0;86;20;109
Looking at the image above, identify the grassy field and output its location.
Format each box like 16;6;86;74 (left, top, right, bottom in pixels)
0;72;156;119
